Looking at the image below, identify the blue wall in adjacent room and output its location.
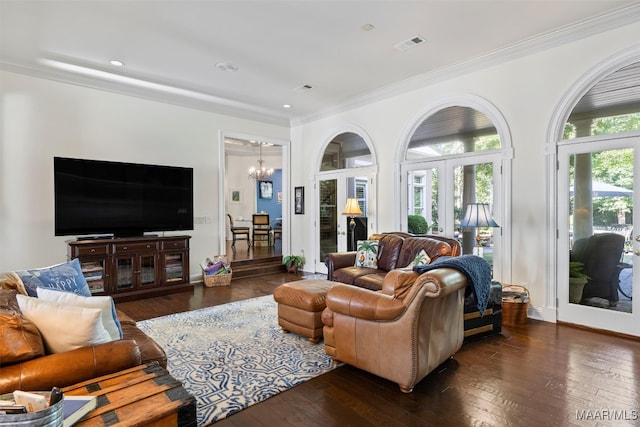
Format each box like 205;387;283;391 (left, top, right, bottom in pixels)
256;169;282;226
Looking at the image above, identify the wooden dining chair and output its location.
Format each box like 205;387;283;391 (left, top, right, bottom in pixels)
227;214;250;247
272;219;282;242
252;214;272;246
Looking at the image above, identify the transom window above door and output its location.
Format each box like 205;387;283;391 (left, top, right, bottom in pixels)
563;61;640;140
320;132;373;171
406;106;501;160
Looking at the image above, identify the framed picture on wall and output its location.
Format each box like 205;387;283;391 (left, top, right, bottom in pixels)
294;186;304;214
231;189;241;203
259;181;273;199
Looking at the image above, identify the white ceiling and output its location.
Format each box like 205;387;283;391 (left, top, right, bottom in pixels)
2;1;639;126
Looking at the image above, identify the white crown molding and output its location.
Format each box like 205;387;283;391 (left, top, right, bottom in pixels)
0;60;291;127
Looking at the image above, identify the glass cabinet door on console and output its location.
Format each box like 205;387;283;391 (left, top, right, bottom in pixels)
160;238;190;285
67;242;111;295
112;240;160;293
114;254;158;291
162;252;186;284
81;260;107;294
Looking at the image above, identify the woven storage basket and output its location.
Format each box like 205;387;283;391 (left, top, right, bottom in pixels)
502;284;529;326
203;271;232;287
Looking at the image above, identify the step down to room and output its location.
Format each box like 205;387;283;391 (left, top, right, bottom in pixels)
231;256;286;279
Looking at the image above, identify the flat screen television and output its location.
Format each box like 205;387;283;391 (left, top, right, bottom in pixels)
54;157;194;237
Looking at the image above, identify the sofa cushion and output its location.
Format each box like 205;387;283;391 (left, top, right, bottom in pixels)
375;234;404;271
353;272;388;291
332;266;379;286
16;259;91;297
16;294;112;354
36;287;123;340
0;289;45;364
397;237;452;268
355;240;379;268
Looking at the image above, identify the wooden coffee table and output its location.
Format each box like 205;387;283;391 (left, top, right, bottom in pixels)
62;362;196;426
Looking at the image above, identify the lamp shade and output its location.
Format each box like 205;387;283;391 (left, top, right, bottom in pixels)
342;198;363;216
459;203;499;228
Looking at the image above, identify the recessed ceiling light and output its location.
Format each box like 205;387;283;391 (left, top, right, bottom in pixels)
216;62;239;72
109;60;125;67
283;104;291;109
361;24;375;32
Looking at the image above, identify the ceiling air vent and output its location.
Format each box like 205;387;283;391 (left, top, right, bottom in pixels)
394;35;426;51
294;84;313;92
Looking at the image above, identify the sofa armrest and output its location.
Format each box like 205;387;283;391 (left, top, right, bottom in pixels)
325;284;405;321
0;340;141;394
325;268;468;322
413;268;468;298
324;251;357;280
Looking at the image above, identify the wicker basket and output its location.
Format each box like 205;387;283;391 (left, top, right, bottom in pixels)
203;271;232;287
502;284;529;326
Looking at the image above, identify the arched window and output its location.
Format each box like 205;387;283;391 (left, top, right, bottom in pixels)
406;106;501;160
400;101;510;278
320;132;373;171
563;61;640;140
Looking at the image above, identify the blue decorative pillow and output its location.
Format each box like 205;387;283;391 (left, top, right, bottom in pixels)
17;259;92;297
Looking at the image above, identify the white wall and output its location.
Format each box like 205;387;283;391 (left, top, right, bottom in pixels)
290;22;640;319
0;70;289;280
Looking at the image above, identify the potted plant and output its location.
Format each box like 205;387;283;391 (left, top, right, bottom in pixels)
283;255;304;273
569;261;590;303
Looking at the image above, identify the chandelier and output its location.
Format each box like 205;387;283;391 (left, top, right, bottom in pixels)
248;142;274;181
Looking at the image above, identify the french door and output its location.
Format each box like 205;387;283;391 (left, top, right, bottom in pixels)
316;169;375;273
400;153;503;276
557;135;639;336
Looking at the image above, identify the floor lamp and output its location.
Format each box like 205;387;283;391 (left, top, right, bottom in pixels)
459;203;499;257
342;198;363;251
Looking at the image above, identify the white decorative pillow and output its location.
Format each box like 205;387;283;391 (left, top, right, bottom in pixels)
407;249;431;268
36;287;123;340
355;240;379;268
16;294;112;354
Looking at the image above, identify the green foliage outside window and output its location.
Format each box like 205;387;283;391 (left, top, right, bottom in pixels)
408;215;429;234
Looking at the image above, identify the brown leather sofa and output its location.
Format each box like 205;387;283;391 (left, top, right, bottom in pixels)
322;268;467;393
0;284;166;394
325;232;459;290
325;232;502;340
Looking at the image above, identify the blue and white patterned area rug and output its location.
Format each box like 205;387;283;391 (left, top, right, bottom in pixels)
137;295;337;425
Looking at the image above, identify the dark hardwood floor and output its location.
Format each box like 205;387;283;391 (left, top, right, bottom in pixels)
117;271;640;427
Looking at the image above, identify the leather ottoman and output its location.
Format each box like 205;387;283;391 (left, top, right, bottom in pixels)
273;279;337;344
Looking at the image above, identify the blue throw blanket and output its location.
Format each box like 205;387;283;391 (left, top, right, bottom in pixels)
413;255;492;314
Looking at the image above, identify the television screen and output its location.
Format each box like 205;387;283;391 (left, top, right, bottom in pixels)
54;157;193;237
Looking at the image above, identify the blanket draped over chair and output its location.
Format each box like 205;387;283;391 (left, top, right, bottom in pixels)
414;254;492;314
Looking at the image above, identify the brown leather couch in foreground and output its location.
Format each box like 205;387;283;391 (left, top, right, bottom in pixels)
325;232;502;340
0;279;166;394
322;268;467;393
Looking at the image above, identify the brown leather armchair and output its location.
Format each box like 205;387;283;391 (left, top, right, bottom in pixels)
322;268;467;393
